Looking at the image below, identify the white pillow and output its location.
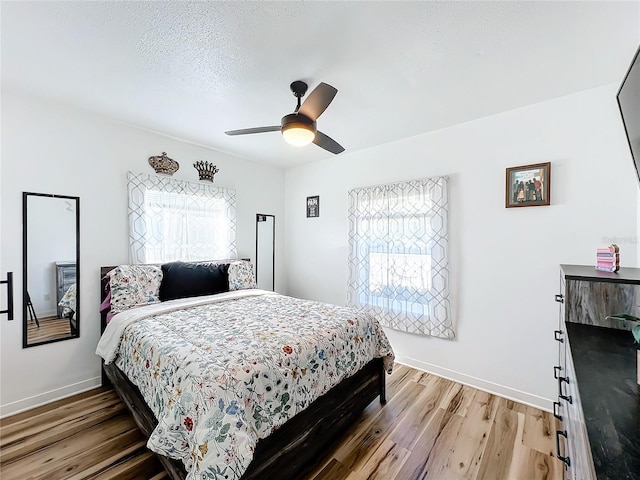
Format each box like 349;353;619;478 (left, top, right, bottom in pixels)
227;260;256;290
107;264;163;314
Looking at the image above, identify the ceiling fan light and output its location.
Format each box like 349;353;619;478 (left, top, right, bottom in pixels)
281;113;317;147
282;124;315;146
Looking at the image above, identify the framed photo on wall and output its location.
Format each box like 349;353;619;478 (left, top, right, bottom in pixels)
505;162;551;208
306;195;319;218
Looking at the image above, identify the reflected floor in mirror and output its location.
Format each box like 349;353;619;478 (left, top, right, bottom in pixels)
26;316;72;344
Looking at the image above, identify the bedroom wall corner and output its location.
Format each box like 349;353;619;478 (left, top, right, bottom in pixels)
0;90;286;417
283;83;639;410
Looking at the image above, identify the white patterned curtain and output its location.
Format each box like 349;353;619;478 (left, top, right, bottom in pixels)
127;172;237;264
348;177;453;338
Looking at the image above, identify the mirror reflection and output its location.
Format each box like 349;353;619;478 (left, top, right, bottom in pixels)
23;192;80;347
256;214;275;291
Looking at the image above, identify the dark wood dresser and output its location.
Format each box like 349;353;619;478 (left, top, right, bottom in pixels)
554;264;640;480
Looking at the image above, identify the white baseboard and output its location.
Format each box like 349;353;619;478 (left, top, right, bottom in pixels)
0;377;102;418
395;355;553;412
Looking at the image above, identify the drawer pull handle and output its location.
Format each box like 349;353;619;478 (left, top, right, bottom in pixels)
553;366;562;379
558;376;573;404
553;401;562;421
554;330;564;343
554;294;564;304
556;430;571;466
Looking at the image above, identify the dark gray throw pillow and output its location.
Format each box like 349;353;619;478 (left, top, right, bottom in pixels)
159;261;229;301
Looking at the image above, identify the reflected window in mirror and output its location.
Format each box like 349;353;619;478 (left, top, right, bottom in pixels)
256;214;275;291
23;192;80;347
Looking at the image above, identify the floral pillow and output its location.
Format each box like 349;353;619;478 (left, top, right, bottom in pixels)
107;264;163;314
228;260;256;291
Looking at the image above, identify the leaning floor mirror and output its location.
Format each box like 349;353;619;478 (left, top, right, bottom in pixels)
256;214;275;291
23;192;80;347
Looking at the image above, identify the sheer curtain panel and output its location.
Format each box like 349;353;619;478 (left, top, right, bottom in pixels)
347;177;453;338
127;172;237;264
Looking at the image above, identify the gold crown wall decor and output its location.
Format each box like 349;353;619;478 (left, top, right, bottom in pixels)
193;161;219;182
148;152;179;175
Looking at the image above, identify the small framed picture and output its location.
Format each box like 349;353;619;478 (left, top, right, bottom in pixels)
306;195;319;218
505;162;551;208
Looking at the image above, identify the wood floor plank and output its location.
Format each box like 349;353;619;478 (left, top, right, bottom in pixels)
498;396;529;415
312;458;353;480
521;405;557;457
67;440;149;480
1;389;119;435
475;406;523;480
1;395;125;463
438;381;477;418
391;407;449;480
334;380;425;470
386;363;414;398
148;472;169;480
389;375;454;450
305;392;395;480
417;389;499;480
415;409;468;480
410;369;431;386
0;388;112;429
84;448;162;480
345;438;410;480
506;443;564;480
307;382;401;480
442;389;499;479
0;414;142;480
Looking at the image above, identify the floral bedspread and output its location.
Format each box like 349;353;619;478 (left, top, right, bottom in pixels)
103;291;394;480
58;283;76;318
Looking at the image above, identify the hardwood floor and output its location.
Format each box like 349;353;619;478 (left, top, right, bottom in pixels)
0;365;563;480
26;315;72;344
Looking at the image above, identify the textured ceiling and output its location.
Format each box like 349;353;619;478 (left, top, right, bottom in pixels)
2;1;639;167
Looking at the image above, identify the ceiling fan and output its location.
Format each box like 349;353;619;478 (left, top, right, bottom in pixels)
225;81;345;154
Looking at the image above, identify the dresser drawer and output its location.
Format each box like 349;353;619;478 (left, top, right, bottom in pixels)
558;337;596;480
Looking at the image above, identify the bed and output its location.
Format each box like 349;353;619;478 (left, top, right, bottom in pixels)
96;260;394;480
58;282;77;334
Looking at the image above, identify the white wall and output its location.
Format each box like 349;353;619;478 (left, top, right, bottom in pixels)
284;84;639;410
0;90;286;416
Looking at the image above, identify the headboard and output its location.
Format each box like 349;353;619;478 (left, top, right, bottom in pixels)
99;265;116;336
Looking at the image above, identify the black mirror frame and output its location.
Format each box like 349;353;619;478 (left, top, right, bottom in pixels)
22;192;80;348
255;213;275;291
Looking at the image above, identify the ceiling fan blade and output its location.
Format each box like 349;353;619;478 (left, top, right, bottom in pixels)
298;83;337;121
225;126;280;136
314;131;345;154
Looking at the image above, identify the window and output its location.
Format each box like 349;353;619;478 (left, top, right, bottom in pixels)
127;172;236;264
347;177;453;338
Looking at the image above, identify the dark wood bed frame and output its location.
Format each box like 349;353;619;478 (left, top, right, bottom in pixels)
100;266;386;480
